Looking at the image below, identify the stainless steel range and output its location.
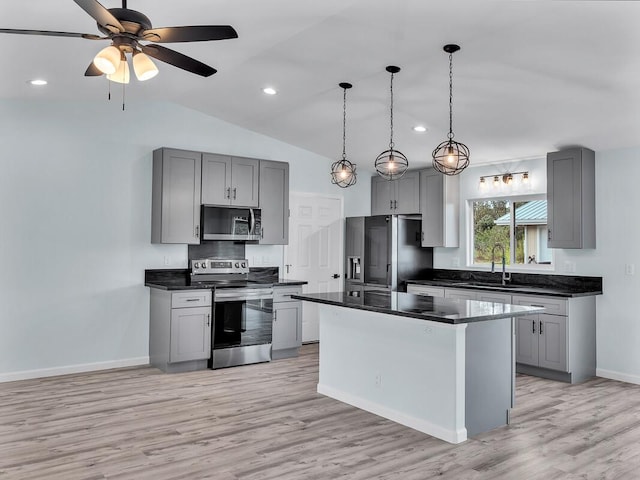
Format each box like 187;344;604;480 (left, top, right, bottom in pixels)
190;258;273;369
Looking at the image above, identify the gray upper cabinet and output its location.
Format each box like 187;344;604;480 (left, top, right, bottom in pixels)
370;171;420;215
419;168;460;247
151;148;202;244
201;154;259;207
547;147;595;249
259;160;289;245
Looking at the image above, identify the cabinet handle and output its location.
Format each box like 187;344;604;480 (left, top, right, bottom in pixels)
274;311;277;321
548;229;552;241
539;321;543;335
185;298;200;302
530;304;545;308
233;188;237;200
532;320;536;334
394;200;398;209
195;225;199;238
390;199;393;210
421;231;424;241
226;187;231;199
206;314;210;327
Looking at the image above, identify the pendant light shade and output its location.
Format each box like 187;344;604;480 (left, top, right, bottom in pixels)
375;66;408;181
133;51;159;81
432;44;470;176
93;45;121;75
331;82;357;188
107;52;130;84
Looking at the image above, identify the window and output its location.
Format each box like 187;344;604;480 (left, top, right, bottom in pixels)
471;196;552;267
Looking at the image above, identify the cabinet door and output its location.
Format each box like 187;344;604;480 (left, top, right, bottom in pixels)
201;153;232;205
371;176;394;215
420;168;459;247
515;315;539;366
153;148;202;244
231;157;259;207
170;307;211;362
538;314;568;371
547;148;595;249
444;288;478;301
259;160;289;244
394;171;420;214
273;303;302;350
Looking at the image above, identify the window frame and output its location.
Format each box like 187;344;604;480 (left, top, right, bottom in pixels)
466;193;554;271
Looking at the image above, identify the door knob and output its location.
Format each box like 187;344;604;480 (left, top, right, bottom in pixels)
332;274;340;279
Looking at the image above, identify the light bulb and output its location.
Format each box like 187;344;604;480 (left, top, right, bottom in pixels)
493;176;500;188
522;172;529;184
446;146;456;164
479;177;486;189
388;156;396;171
107;57;130;84
133;51;159;81
340;167;347;179
93;45;121;75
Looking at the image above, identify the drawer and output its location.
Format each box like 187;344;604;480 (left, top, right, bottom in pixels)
274;286;303;303
171;290;212;308
407;284;445;298
511;294;566;316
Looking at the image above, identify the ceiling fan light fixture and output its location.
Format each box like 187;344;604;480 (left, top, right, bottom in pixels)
93;45;121;75
133;51;159;81
107;54;130;84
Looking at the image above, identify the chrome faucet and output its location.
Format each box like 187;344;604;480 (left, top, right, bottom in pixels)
491;244;511;286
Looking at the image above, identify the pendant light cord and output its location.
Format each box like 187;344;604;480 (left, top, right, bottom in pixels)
389;72;395;150
448;52;454;140
342;86;347;160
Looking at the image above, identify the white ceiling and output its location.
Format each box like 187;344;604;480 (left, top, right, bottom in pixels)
1;0;640;172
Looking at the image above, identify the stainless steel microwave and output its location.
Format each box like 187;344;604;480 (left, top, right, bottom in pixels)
201;206;262;241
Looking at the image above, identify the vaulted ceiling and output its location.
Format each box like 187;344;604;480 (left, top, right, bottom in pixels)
2;0;639;172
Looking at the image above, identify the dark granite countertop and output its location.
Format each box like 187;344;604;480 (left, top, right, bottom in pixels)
406;269;602;298
292;291;543;325
144;268;307;291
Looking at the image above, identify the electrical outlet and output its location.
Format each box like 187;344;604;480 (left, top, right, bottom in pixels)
625;264;635;276
163;256;170;266
375;373;382;388
424;326;433;335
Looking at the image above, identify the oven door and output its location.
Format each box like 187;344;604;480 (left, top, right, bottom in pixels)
213;287;273;351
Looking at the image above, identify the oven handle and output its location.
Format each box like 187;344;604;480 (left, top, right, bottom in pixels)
215;289;273;302
250;208;256;236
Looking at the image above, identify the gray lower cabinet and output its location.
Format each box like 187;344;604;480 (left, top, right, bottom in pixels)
371;171;420;215
272;286;303;359
259;160;289;244
547;147;595;249
201;153;259;207
419;168;459;248
149;289;212;373
151;148;202;244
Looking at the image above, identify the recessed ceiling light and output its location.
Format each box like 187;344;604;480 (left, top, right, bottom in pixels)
263;87;277;95
29;79;48;86
413;125;427;133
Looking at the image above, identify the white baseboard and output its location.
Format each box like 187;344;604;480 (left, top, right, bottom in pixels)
317;383;467;444
0;357;150;383
596;368;640;386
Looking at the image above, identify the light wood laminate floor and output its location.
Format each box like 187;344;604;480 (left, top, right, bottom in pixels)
2;344;640;479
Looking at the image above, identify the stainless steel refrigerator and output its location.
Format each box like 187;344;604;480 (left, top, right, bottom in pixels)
345;215;433;293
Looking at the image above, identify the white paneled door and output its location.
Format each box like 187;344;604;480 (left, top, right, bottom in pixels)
284;193;343;342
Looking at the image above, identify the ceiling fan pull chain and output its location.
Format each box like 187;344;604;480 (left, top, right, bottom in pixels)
122;80;126;111
108;78;111;101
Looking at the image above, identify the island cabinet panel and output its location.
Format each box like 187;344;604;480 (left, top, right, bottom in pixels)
419;168;460;247
202;154;259;207
151;148;202;244
515;315;539;366
547;147;595;249
370;171;420;215
259;160;289;245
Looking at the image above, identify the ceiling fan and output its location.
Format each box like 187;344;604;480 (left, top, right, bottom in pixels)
0;0;238;82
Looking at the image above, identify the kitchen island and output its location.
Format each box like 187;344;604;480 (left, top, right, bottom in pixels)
292;290;543;444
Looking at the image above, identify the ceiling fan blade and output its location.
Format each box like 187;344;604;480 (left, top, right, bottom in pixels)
141;44;217;77
84;62;103;76
0;28;104;39
141;25;238;43
73;0;124;34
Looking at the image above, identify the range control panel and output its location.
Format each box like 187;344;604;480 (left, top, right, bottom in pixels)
190;258;249;275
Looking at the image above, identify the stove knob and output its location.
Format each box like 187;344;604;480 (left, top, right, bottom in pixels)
194;262;200;269
235;262;240;268
241;262;247;268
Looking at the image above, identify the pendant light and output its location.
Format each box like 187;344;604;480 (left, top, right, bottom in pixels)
432;44;470;176
330;82;357;188
375;66;408;180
